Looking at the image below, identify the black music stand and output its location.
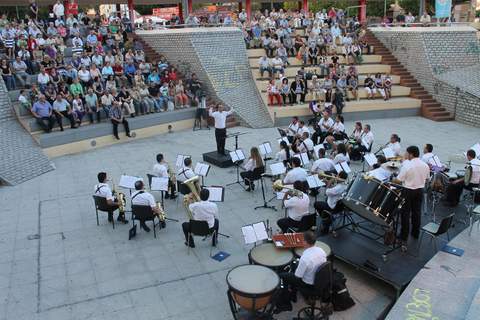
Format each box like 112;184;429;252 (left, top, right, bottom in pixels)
254;174;277;212
227;149;246;189
227;131;249;151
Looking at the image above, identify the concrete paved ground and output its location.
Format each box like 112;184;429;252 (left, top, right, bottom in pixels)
0;116;478;320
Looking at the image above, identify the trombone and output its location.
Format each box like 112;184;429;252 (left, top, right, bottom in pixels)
317;171;346;183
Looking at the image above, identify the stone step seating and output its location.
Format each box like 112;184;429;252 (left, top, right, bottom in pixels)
259;85;411;103
248;54;383;68
363;30;454;122
255;74;401;92
253;64;391;80
269;97;421;125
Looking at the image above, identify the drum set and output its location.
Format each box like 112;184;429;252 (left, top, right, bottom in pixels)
227;240;333;319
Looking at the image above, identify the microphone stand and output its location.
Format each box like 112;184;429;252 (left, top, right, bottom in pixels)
254;174;277;211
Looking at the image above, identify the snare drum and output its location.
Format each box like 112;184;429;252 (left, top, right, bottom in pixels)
249;242;294;271
294;240;332;260
342;175;404;226
226;264;279;313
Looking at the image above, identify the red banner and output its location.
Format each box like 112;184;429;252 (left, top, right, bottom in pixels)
152;7;179;20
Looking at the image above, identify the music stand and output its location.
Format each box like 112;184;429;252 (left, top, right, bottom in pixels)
254;174;277;212
194;162;211;186
119;175;143;197
226;131;249;151
227;149;246;188
205;185;230;238
259;142;273;164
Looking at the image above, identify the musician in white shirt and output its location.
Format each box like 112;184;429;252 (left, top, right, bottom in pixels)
325;115;346;145
93;172;128;224
367;155;392;182
444;149;480;206
359;124;374;151
153;153;177;199
284;157;307;184
182;189;219;247
420;143;444;170
386;134;402;157
277;181;310;232
297;121;310;136
209;104;234;155
332;143;350;164
313;111;334;144
311;148;335;173
275;140;292;167
314;171;348;234
393;146;430;243
279;231;327;297
296;132;314;155
131;180;162;232
177;158;196;183
286;116;299;143
240;147;265;192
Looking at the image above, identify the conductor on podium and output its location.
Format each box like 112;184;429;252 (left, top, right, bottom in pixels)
209;103;234;155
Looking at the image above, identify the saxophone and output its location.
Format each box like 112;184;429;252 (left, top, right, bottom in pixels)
183;175;201;220
112;180;126;214
156;202;167;228
167;162;176;193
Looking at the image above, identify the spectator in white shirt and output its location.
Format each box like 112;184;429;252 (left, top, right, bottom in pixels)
277;181;310;233
182;189;219;247
37;67;50;92
53;0;65;20
258;55;272;78
314;171;348;234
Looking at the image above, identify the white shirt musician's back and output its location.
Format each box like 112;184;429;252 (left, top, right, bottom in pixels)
189;200;218;228
295;246;327;285
94;183;114;201
397;158;430;189
284;192;310;221
131;190;156;208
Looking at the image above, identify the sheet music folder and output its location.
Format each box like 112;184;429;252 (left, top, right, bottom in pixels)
242;221;268;244
119;175;143;189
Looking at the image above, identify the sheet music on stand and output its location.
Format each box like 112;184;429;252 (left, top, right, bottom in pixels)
276;184;294;200
205;186;225;202
150;176;169;191
229;149;246;163
259;142;272;156
306;175;326;189
176;154;191;168
364;153;378;167
294;152;310;167
119;175;143;189
277;137;290;146
242;221;269;244
270;162;286;175
382;147;395;159
335;161;351;174
194;162;211;177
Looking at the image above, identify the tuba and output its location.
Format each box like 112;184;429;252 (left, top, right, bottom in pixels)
183;175;201;220
272;179;303;197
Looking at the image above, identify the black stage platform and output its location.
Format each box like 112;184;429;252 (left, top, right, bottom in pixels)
203;150;233;168
322;201;469;297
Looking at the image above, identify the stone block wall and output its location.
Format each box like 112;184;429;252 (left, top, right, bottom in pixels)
136;28;273;128
371;26;480;127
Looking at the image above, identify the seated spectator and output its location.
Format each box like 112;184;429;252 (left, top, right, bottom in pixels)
258;55;272;78
72;94;86;126
117;86;136;117
52;94;76;130
31;94;54;133
175;80;189;109
267;79;282;106
12;56;29;88
110;101;131;140
1;59;16;90
18;89;32;113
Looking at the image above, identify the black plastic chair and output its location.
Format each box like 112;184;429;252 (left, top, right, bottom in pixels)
288;213;317;233
244;166;265;191
187;220;217;256
93;195;115;229
418;213;454;252
177;180;191;195
131;205;159;238
297;261;333;320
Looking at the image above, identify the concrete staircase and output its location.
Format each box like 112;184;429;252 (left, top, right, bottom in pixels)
363;30;454;122
131;33;239;129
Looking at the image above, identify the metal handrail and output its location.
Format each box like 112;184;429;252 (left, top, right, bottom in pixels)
368;21;473;28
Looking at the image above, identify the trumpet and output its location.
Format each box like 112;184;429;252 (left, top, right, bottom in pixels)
272;179;304;197
317;171;346;182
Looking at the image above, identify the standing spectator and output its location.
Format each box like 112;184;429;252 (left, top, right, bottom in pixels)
110;101;131;140
31;95;54;133
53;0;65;20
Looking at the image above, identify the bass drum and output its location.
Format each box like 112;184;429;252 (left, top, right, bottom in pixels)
342;175;404;227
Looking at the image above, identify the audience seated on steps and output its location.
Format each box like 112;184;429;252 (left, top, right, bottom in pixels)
0;4;203;135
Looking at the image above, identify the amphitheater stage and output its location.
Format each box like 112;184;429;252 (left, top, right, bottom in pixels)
321;202;470;299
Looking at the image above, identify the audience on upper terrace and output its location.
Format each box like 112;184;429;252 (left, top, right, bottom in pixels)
0;2;202;136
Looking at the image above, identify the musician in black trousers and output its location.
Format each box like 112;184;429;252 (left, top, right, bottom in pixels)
393;146;429;245
209;104;234;155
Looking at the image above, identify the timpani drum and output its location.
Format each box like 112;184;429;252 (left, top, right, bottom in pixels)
226;265;279;313
249;242;294;271
293;240;332;259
